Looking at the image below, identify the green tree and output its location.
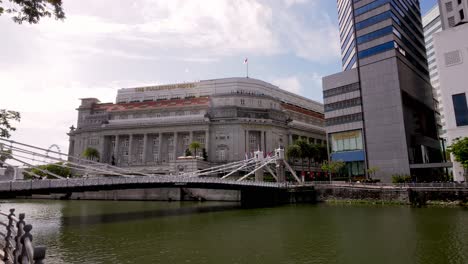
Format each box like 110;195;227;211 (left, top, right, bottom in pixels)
189;141;202;158
391;174;412;184
366;166;379;179
321;160;345;181
82;147;100;161
286;144;301;163
0;0;65;24
24;162;71;179
0;145;12;168
295;139;311;176
202;148;208;161
0;109;21;138
447;137;468;170
185;148;192;157
314;144;328;164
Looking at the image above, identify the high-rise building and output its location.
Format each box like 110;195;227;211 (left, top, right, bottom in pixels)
433;17;468;182
438;0;468;29
322;0;444;182
423;6;445;137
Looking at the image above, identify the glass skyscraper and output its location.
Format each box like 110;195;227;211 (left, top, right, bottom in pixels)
323;0;444;182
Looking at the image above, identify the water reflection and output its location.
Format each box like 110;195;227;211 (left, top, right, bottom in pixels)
1;200;467;264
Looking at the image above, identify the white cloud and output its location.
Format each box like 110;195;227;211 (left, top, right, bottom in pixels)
277;10;340;61
272;76;303;94
0;69;157;151
283;0;309;7
0;0;340;153
25;0;339;62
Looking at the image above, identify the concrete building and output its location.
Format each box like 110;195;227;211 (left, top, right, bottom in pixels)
322;0;443;182
423;5;445;138
438;0;468;29
68;77;326;174
433;23;468;182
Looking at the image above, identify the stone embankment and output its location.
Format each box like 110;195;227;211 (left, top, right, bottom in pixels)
310;183;468;206
20;183;468;207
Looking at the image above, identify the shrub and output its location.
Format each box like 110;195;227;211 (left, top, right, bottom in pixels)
392;174;412;183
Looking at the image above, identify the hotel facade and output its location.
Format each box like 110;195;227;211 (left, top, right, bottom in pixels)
68;78;326;174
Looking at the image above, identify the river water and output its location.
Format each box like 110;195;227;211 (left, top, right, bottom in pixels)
1;200;467;264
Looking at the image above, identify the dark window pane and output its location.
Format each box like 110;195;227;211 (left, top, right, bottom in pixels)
452;93;468;126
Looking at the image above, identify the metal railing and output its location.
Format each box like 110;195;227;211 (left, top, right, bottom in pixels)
0;209;46;264
307;181;468;189
0;176;289;194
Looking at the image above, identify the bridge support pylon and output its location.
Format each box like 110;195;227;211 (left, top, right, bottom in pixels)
275;148;286;182
254;151;264;182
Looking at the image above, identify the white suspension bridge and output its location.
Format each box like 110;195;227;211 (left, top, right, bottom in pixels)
0;138;308;197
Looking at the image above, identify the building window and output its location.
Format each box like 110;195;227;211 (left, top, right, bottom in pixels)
89;138;99;146
446;2;453;12
240;99;245;105
330;130;363;152
356;26;393;45
460;9;465;20
358;41;395;59
219;149;226;161
448;16;456;27
444;50;463;66
452;93;468;126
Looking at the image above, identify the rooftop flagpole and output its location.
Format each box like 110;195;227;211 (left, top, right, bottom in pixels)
244;58;249;78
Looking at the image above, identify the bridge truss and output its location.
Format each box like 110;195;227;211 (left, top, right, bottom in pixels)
0;138;302;184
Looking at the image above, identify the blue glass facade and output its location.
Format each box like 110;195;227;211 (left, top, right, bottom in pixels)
338;0;358;70
335;0;428;76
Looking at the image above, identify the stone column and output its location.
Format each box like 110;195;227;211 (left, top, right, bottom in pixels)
259;131;262;151
205;130;209;160
128;134;133;165
158;133;163;163
263;131;267;154
173;132;178;161
99;136;105;163
245;129;249;154
114;135;119;165
289;133;293;145
142;134;148;165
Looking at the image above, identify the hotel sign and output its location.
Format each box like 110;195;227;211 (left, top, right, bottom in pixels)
135;83;196;92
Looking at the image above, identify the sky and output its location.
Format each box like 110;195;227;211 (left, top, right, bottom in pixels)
0;0;438;153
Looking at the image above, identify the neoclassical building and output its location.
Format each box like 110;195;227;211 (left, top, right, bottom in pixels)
68;77;326;173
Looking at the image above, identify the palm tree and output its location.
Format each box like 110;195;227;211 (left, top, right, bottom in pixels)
286;144;301;163
189;141;202;158
296;139;311;180
82;147;100;162
315;144;328;164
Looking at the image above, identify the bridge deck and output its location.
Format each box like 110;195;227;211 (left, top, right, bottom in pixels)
0;176;288;196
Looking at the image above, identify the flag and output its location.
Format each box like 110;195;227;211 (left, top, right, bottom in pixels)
244;58;248;64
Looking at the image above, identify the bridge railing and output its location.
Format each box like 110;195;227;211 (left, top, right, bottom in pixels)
0;209;46;264
308;181;468;189
0;176;290;193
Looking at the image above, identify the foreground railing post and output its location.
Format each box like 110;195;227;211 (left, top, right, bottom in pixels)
33;246;46;264
13;213;26;264
3;208;16;262
20;224;34;264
